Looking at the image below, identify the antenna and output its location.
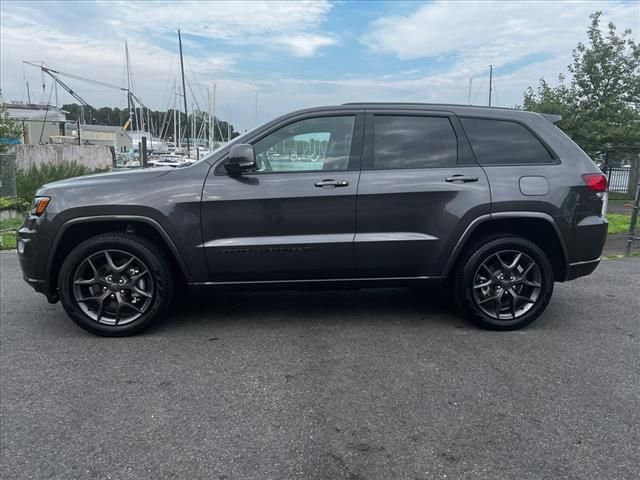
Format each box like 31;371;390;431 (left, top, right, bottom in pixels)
488;64;493;107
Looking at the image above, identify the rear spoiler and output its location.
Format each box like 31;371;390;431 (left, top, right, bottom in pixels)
540;113;562;123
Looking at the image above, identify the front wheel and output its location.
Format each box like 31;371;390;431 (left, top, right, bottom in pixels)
58;233;173;336
454;236;554;330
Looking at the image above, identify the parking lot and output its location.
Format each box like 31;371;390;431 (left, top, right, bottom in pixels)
1;252;638;480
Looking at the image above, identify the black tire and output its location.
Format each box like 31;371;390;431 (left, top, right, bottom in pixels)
58;233;173;336
453;235;554;330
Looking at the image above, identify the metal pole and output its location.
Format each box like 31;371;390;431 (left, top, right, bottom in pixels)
141;136;148;168
77;120;81;145
468;78;473;105
626;183;640;257
178;29;190;157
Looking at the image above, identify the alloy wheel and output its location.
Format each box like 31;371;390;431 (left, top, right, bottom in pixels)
472;249;542;320
72;249;155;326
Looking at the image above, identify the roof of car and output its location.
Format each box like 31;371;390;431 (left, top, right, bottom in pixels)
342;102;516;110
276;103;557;123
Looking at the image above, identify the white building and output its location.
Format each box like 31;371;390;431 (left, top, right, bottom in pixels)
5;102;67;144
79;125;132;152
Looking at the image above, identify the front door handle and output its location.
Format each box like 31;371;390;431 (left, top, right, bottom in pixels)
315;179;349;188
445;174;478;183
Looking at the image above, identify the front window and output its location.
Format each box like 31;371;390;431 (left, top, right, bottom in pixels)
252;116;356;173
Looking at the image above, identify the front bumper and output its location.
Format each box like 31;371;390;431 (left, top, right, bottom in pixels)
17;215;59;303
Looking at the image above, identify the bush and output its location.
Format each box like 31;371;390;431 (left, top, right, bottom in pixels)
0;196;30;212
16;161;93;203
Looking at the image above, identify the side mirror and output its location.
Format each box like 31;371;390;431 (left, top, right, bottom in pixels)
224;144;256;175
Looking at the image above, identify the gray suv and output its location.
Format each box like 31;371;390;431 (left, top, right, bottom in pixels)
17;103;608;336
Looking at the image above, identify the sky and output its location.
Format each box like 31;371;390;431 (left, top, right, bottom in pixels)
1;0;639;131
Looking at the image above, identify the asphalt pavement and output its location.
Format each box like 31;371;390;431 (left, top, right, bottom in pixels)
1;252;639;480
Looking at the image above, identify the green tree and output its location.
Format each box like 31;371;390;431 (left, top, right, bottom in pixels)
0;104;22;151
522;11;640;160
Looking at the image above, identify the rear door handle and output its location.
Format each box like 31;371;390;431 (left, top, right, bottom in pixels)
445;174;478;183
315;179;349;188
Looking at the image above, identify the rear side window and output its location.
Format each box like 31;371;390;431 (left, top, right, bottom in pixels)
373;115;457;169
460;118;553;165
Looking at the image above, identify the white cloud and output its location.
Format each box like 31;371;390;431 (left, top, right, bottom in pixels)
362;0;639;75
110;0;336;57
273;34;337;58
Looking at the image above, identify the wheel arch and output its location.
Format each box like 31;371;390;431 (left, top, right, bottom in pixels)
47;215;191;296
444;213;569;282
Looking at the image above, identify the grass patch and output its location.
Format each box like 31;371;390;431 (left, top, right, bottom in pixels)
604;252;640;259
607;213;632;234
0;217;23;250
16;161;94;204
608;192;635;203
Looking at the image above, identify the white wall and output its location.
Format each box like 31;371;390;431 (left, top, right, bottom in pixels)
10;145;113;170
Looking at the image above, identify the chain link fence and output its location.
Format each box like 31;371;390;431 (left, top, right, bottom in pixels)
0;152;17;198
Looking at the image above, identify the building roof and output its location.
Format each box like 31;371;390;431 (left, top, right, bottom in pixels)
6;103;67;121
80;124;126;133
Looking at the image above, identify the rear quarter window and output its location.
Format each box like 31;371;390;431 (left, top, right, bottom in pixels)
460;117;554;165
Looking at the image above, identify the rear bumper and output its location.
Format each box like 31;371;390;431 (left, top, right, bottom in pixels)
562;215;607;281
566;258;600;281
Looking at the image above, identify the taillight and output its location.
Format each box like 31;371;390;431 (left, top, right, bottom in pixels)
581;173;607;192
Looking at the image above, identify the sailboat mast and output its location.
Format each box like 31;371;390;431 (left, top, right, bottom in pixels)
178;29;190;157
176;88;181;151
207;87;212;151
125;42;134;137
191;102;195;150
173;81;178;151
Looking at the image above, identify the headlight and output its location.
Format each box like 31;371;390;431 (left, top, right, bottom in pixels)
30;196;51;216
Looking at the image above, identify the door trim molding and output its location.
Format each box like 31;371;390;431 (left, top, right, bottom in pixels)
199;231;438;248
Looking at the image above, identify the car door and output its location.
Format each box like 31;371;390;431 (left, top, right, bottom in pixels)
201;111;364;282
355;109;491;278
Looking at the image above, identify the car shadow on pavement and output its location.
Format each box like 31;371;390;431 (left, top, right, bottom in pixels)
150;286;466;333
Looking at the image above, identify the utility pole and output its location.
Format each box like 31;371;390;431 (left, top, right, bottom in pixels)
488;64;493;107
178;29;190;157
468;78;473;105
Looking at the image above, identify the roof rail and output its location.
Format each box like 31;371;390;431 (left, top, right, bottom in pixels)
341;102;517;111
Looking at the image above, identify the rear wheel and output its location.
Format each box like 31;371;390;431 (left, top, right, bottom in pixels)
454;236;554;330
58;233;173;336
